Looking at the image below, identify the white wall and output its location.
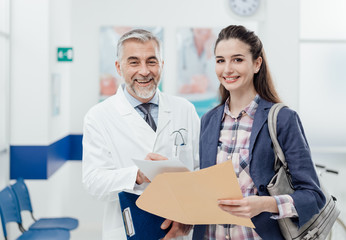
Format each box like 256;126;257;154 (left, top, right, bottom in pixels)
0;0;10;191
11;0;50;145
11;0;72;146
258;1;300;109
49;0;72;143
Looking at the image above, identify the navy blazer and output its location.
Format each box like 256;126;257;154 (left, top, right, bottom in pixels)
193;98;325;240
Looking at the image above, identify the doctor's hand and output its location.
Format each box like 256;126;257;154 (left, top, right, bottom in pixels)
218;195;278;218
136;170;150;185
145;153;168;161
161;219;192;240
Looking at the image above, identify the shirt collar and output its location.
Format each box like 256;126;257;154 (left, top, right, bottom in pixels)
222;94;260;120
122;84;159;108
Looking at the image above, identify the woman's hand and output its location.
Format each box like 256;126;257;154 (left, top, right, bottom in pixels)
218;196;278;218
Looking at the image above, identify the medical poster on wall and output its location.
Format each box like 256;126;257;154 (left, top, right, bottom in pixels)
177;27;221;117
99;26;164;101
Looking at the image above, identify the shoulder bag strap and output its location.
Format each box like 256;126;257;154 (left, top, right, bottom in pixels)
268;103;288;172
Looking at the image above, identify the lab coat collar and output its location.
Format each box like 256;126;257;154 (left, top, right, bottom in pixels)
112;86;157;147
113;85;136;116
113;85;171;136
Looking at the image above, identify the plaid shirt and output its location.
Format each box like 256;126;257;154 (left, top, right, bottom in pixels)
204;95;297;240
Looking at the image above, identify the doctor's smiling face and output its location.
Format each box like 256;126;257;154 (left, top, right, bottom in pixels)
116;39;163;103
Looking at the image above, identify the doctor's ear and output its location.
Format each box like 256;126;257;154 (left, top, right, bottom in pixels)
115;61;122;76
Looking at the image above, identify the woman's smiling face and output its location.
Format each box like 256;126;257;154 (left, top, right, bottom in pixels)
215;38;262;95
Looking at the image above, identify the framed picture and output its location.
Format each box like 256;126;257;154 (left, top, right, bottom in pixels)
176;27;221;116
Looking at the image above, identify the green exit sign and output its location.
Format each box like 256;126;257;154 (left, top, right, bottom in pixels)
57;47;73;62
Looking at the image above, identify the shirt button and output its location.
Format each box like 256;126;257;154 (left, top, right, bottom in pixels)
227;155;231;160
235;119;237;122
259;185;265;192
232;137;236;141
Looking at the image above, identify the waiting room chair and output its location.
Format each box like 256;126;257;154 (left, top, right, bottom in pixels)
0;186;70;240
11;178;79;231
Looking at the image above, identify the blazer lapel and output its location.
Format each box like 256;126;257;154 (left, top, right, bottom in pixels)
249;98;273;157
202;105;224;168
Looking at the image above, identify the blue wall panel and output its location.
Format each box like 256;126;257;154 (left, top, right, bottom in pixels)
10;134;83;180
10;146;48;179
69;134;83;160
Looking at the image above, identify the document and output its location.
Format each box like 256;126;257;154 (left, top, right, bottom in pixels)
136;160;255;228
132;158;190;181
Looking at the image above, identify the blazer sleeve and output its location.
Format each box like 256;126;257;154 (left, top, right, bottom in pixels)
276;108;326;226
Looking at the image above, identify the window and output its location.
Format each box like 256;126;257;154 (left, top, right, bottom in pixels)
300;0;346;153
300;2;346;224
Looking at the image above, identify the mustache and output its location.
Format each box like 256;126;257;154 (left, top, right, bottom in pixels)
134;76;154;82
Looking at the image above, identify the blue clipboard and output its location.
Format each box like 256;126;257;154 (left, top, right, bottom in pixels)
118;191;169;240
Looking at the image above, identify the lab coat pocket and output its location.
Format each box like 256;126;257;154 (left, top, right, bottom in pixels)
172;144;193;170
170;128;188;157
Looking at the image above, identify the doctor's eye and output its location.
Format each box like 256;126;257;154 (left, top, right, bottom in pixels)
129;61;139;66
216;59;225;64
147;60;158;66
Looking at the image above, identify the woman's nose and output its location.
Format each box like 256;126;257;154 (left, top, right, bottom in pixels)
224;62;233;74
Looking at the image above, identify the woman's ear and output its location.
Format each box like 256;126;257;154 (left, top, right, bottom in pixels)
254;57;262;73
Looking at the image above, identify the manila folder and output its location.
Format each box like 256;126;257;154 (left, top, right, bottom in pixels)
136;160;255;228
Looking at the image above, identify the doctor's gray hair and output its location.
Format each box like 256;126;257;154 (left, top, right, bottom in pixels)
116;29;162;61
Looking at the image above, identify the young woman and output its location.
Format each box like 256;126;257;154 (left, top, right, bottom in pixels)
193;25;325;240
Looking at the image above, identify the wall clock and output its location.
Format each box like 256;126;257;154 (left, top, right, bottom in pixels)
228;0;261;17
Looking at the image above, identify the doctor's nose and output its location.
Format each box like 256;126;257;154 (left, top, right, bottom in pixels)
138;64;150;76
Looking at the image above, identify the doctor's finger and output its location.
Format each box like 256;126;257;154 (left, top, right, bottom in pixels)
163;221;185;240
145;152;168;161
136;170;150;184
161;219;172;230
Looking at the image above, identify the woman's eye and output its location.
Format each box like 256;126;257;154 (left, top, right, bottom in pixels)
216;59;224;63
234;58;243;63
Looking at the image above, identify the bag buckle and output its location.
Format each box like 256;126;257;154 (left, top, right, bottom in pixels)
303;228;318;240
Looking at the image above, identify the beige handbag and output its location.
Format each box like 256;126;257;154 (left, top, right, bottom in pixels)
266;103;340;240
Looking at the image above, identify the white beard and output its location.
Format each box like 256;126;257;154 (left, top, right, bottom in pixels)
126;76;158;99
130;83;157;99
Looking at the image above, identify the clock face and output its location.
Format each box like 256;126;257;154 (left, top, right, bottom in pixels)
228;0;261;17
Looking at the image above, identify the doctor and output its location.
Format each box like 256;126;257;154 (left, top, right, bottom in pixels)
82;29;200;240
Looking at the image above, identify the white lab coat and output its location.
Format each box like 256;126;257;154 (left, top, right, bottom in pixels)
82;86;200;240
